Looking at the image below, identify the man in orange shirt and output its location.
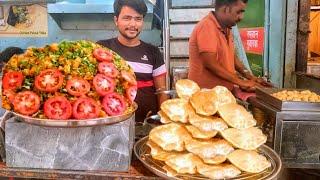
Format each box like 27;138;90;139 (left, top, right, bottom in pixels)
188;0;270;92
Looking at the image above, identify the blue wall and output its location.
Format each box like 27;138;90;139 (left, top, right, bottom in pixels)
0;0;162;50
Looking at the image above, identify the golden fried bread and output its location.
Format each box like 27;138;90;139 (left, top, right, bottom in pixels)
188;113;228;133
175;79;200;100
160;99;189;123
163;165;178;177
212;86;237;107
218;103;256;129
157;110;172;124
146;140;182;161
185;125;218;139
227;149;271;173
185;138;234;165
190;89;218;116
165;153;203;174
149;123;191;151
272;89;320;102
197;163;241;179
220;127;267;150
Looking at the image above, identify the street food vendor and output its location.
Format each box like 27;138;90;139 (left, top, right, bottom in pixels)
188;0;271;95
97;0;168;122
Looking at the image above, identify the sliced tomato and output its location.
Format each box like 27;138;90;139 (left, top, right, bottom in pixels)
2;71;24;90
3;89;16;104
34;69;63;92
72;97;100;119
93;74;115;96
13;91;40;115
102;93;127;116
126;85;137;103
66;77;90;96
44;96;72;120
121;70;137;85
98;62;119;78
93;48;113;62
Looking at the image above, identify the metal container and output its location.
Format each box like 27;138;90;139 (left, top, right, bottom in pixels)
135;114;161;140
134;136;282;180
2;104;137;171
5;114;136;171
250;98;320;169
256;88;320;111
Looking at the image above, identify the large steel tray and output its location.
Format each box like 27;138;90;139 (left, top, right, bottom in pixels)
7;103;137;128
134;136;282;180
256;88;320;111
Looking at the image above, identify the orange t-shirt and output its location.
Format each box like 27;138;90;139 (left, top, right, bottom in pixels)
188;12;236;90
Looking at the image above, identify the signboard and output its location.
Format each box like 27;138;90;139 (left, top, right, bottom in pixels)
239;27;264;55
0;4;48;37
238;1;265;77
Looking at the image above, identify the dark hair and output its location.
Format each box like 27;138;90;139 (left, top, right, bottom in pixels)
114;0;148;17
0;47;24;63
215;0;248;9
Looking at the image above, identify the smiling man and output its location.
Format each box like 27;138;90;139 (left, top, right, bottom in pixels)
97;0;167;122
188;0;270;92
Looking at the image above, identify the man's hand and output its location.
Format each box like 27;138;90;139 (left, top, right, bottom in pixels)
234;56;273;88
249;76;273;87
238;79;258;92
154;74;169;107
254;77;274;87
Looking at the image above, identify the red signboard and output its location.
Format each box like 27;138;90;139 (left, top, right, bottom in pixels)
239;27;264;55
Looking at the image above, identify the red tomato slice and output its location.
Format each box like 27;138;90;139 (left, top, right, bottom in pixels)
35;69;63;92
98;62;119;78
93;74;115;96
121;70;137;85
66;77;91;96
72;97;100;119
93;48;113;62
44;96;72;120
3;89;16;104
126;85;137;103
2;71;24;90
13;91;40;115
102;93;127;116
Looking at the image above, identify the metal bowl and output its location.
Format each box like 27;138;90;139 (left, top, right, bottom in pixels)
9;102;137;128
134;136;282;180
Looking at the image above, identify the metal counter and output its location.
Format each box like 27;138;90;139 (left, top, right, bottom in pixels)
249;97;320;169
0;159;159;179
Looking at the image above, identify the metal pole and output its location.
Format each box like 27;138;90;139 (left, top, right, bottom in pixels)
163;0;170;90
263;0;270;80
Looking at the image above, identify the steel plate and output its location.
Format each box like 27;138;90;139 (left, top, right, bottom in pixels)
9;102;137;128
134;136;282;180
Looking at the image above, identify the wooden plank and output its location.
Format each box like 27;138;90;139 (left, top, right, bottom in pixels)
170;58;189;70
0;160;159;179
171;0;215;8
169;8;214;23
170;40;189;57
170;24;196;39
296;0;311;72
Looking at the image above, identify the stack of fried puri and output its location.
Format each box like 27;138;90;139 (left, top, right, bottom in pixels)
147;79;271;179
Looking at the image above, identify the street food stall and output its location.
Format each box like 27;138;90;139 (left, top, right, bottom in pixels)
0;0;319;179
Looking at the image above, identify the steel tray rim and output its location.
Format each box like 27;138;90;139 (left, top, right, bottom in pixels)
134;136;282;180
9;102;137;128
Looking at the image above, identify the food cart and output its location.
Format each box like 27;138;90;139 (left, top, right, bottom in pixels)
1;0;318;179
